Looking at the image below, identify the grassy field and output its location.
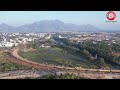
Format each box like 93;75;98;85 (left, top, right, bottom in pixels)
18;47;98;68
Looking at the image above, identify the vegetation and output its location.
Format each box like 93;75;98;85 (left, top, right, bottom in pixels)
0;50;30;72
18;47;98;68
54;37;120;69
18;36;120;69
21;73;88;79
0;62;29;72
38;73;88;79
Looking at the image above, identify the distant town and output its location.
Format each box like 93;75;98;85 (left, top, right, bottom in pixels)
0;32;118;48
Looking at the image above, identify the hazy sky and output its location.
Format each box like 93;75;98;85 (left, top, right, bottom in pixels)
0;11;120;30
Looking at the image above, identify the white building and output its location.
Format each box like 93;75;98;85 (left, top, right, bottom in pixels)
4;42;14;47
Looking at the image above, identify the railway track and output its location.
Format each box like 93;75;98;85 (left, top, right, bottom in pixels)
5;48;120;74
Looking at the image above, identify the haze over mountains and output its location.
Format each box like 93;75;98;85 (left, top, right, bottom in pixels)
0;20;100;32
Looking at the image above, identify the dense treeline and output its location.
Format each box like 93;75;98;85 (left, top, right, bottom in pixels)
53;37;120;69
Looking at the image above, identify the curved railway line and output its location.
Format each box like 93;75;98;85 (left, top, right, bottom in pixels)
5;48;120;74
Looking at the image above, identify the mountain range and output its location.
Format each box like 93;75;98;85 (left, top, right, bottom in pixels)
0;20;100;32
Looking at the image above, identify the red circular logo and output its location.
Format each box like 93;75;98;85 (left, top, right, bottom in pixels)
106;11;116;20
